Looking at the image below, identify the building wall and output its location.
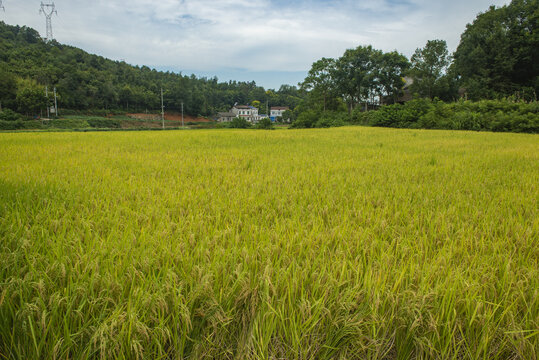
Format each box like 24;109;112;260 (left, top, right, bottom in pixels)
231;106;259;123
270;108;288;121
270;109;285;117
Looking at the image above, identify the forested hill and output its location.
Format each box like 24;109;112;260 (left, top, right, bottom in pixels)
0;22;303;116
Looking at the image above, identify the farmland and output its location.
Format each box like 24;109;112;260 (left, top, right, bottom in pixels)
0;127;537;359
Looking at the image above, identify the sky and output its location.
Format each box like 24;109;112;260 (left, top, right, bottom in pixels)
2;0;510;89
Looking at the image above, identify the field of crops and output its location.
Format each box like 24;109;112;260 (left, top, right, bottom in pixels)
0;127;537;359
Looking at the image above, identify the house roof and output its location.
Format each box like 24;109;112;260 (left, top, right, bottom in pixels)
217;112;236;117
234;105;251;109
271;106;289;110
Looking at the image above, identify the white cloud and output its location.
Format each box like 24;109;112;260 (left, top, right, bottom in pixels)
2;0;511;87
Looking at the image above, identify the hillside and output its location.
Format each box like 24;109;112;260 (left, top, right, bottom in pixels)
0;22;303;117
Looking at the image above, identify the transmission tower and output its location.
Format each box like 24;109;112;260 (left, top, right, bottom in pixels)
0;0;5;12
39;2;57;41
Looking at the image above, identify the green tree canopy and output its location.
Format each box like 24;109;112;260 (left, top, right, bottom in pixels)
300;58;337;111
409;40;453;100
0;67;17;110
453;0;539;100
0;21;304;116
375;51;410;104
16;78;47;116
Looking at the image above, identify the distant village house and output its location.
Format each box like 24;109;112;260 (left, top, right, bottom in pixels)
217;104;284;123
231;105;258;123
216;111;236;122
270;106;289;121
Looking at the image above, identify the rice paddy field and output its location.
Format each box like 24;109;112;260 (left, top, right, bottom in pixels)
0;127;537;359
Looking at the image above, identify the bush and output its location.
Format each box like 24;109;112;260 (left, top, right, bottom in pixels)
290;111;350;129
315;112;348;128
228;117;252;129
0;119;43;130
452;111;482;131
22;120;44;129
0;109;22;121
0;120;24;130
86;118;122;128
360;99;539;133
255;117;274;130
46;119;90;129
290;110;318;128
352;99;433;128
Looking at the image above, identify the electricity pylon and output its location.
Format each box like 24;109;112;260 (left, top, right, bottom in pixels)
39;2;57;41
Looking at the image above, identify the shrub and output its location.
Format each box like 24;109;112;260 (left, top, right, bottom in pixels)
255;118;274;130
290;110;318;128
0;109;22;121
228;117;252;129
315;112;348;128
452;111;482;131
21;120;44;129
0;120;24;130
0;119;43;130
86;118;122;128
361;99;539;133
46;119;90;129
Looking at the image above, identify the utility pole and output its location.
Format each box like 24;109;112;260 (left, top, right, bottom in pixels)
53;87;58;117
181;102;184;127
39;2;57;42
160;88;165;129
45;86;50;119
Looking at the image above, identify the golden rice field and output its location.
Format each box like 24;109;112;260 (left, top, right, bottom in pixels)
0;127;538;359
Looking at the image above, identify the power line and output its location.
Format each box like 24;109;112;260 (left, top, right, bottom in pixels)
39;2;57;41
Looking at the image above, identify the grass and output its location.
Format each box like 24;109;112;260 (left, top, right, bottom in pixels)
0;127;537;359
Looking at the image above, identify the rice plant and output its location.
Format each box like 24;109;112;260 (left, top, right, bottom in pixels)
0;127;537;359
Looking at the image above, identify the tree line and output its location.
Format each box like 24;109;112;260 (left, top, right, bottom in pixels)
297;0;537;119
0;22;303;118
0;0;537;130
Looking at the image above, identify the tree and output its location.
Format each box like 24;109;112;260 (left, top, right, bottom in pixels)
16;79;48;116
376;51;410;104
0;69;17;111
251;100;262;114
408;40;452;99
300;58;336;111
281;109;294;123
334;46;382;112
0;22;308;117
453;0;539;100
119;85;134;111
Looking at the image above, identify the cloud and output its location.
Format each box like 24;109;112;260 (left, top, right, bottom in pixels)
3;0;511;87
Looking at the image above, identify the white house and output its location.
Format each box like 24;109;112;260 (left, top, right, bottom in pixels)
270;106;289;121
217;105;287;124
231;105;259;123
